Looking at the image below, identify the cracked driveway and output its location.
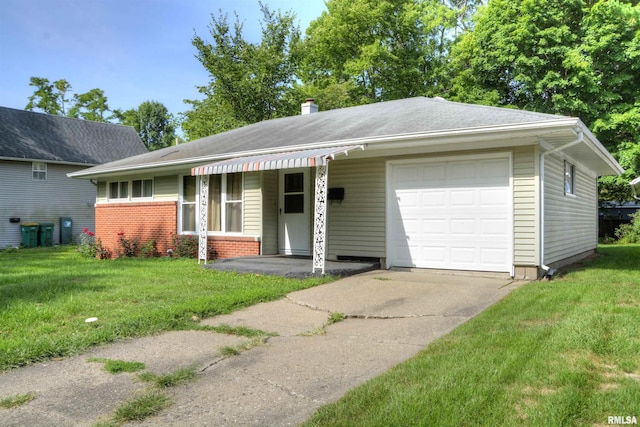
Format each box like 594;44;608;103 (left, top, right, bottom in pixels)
0;269;525;427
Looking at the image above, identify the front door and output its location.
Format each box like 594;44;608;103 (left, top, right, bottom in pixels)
279;169;310;255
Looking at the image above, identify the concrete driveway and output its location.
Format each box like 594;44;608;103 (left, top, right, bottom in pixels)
0;269;525;427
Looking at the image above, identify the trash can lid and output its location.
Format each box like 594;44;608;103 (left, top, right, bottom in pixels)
21;222;39;226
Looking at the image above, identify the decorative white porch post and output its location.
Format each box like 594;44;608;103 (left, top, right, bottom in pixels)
312;164;329;274
198;175;209;264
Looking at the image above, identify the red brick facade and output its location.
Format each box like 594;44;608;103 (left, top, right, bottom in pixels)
207;235;260;259
96;202;177;256
96;202;261;259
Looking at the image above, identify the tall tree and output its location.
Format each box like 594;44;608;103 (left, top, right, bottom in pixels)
449;0;640;200
68;88;110;122
184;2;301;139
25;77;72;115
118;101;177;151
300;0;482;106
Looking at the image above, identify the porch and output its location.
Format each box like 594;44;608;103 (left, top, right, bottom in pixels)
203;255;380;279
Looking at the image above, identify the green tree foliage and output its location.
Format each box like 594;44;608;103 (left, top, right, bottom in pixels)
449;0;640;200
68;88;110;122
115;101;178;151
25;77;72;115
300;0;482;105
183;2;301;140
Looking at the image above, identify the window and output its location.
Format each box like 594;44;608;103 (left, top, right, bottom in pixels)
283;172;305;213
181;175;197;233
181;173;243;234
564;161;575;195
32;162;47;181
109;181;129;199
109;179;153;200
132;179;153;198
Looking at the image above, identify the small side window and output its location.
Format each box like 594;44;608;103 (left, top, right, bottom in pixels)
32;162;47;181
564;161;575;195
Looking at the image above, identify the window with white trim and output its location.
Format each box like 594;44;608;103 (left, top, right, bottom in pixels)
108;179;153;200
207;173;243;233
32;162;47;181
564;161;575;195
181;175;197;233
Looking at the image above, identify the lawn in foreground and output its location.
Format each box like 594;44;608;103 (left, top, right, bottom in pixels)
0;246;330;371
304;244;640;427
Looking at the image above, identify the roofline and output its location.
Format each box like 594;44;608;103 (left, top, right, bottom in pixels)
575;120;625;175
68;118;587;179
0;156;98;167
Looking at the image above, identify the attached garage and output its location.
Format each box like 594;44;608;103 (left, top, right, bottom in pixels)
387;153;513;273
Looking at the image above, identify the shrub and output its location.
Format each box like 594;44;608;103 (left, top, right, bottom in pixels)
615;211;640;243
117;232;140;258
140;240;160;258
171;234;198;258
78;228;111;259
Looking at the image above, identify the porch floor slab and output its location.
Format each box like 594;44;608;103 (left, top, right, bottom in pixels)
203;255;380;278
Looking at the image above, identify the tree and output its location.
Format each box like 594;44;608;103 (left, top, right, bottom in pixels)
300;0;483;106
183;2;301;138
127;101;178;150
449;0;640;200
68;88;110;122
25;77;72;115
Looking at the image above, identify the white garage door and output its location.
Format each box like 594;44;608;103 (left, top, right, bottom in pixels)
388;155;512;273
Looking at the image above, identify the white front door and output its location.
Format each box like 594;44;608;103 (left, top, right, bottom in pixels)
279;169;310;255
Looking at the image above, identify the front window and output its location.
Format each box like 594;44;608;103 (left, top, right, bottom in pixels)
109;181;129;199
182;173;243;234
132;179;153;198
181;175;197;233
564;161;575;195
32;162;47;181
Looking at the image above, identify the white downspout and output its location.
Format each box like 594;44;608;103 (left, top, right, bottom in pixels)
539;131;584;275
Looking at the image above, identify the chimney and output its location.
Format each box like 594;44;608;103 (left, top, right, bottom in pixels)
301;98;318;115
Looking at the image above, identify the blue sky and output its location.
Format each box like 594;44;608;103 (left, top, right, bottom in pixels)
0;0;327;119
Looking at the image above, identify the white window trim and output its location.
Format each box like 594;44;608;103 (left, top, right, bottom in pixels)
32;162;47;181
107;179;154;202
564;161;576;196
179;174;245;235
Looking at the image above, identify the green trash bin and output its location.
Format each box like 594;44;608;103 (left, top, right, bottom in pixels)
38;223;54;247
20;223;39;248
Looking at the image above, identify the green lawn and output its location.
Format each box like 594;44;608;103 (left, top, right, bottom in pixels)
304;244;640;427
0;246;330;371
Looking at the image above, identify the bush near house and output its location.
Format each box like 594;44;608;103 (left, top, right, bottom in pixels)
616;212;640;243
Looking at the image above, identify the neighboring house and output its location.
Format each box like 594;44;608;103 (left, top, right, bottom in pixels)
69;97;623;279
0;107;148;248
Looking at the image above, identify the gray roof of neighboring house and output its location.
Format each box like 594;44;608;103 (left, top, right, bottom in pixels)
0;106;148;165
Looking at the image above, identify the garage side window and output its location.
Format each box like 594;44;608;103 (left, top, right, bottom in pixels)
564;161;575;195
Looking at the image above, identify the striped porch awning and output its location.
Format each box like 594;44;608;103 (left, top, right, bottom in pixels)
191;145;363;176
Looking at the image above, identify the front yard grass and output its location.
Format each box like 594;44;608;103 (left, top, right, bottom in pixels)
0;246;330;371
304;244;640;427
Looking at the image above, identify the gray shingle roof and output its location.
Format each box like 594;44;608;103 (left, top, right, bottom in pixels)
0;106;148;165
72;97;574;176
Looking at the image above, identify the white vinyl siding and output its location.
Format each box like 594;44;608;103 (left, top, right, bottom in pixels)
513;146;538;266
326;158;386;259
544;154;598;264
243;172;261;236
261;170;278;255
0;160;95;247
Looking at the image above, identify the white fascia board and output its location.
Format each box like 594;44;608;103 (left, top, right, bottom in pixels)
576;121;625;175
68;119;579;179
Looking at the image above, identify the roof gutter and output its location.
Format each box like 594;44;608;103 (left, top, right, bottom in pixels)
69;119;578;179
539;130;584;277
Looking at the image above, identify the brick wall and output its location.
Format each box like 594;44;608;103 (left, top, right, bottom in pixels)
207;235;260;259
96;202;177;257
96;201;261;259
